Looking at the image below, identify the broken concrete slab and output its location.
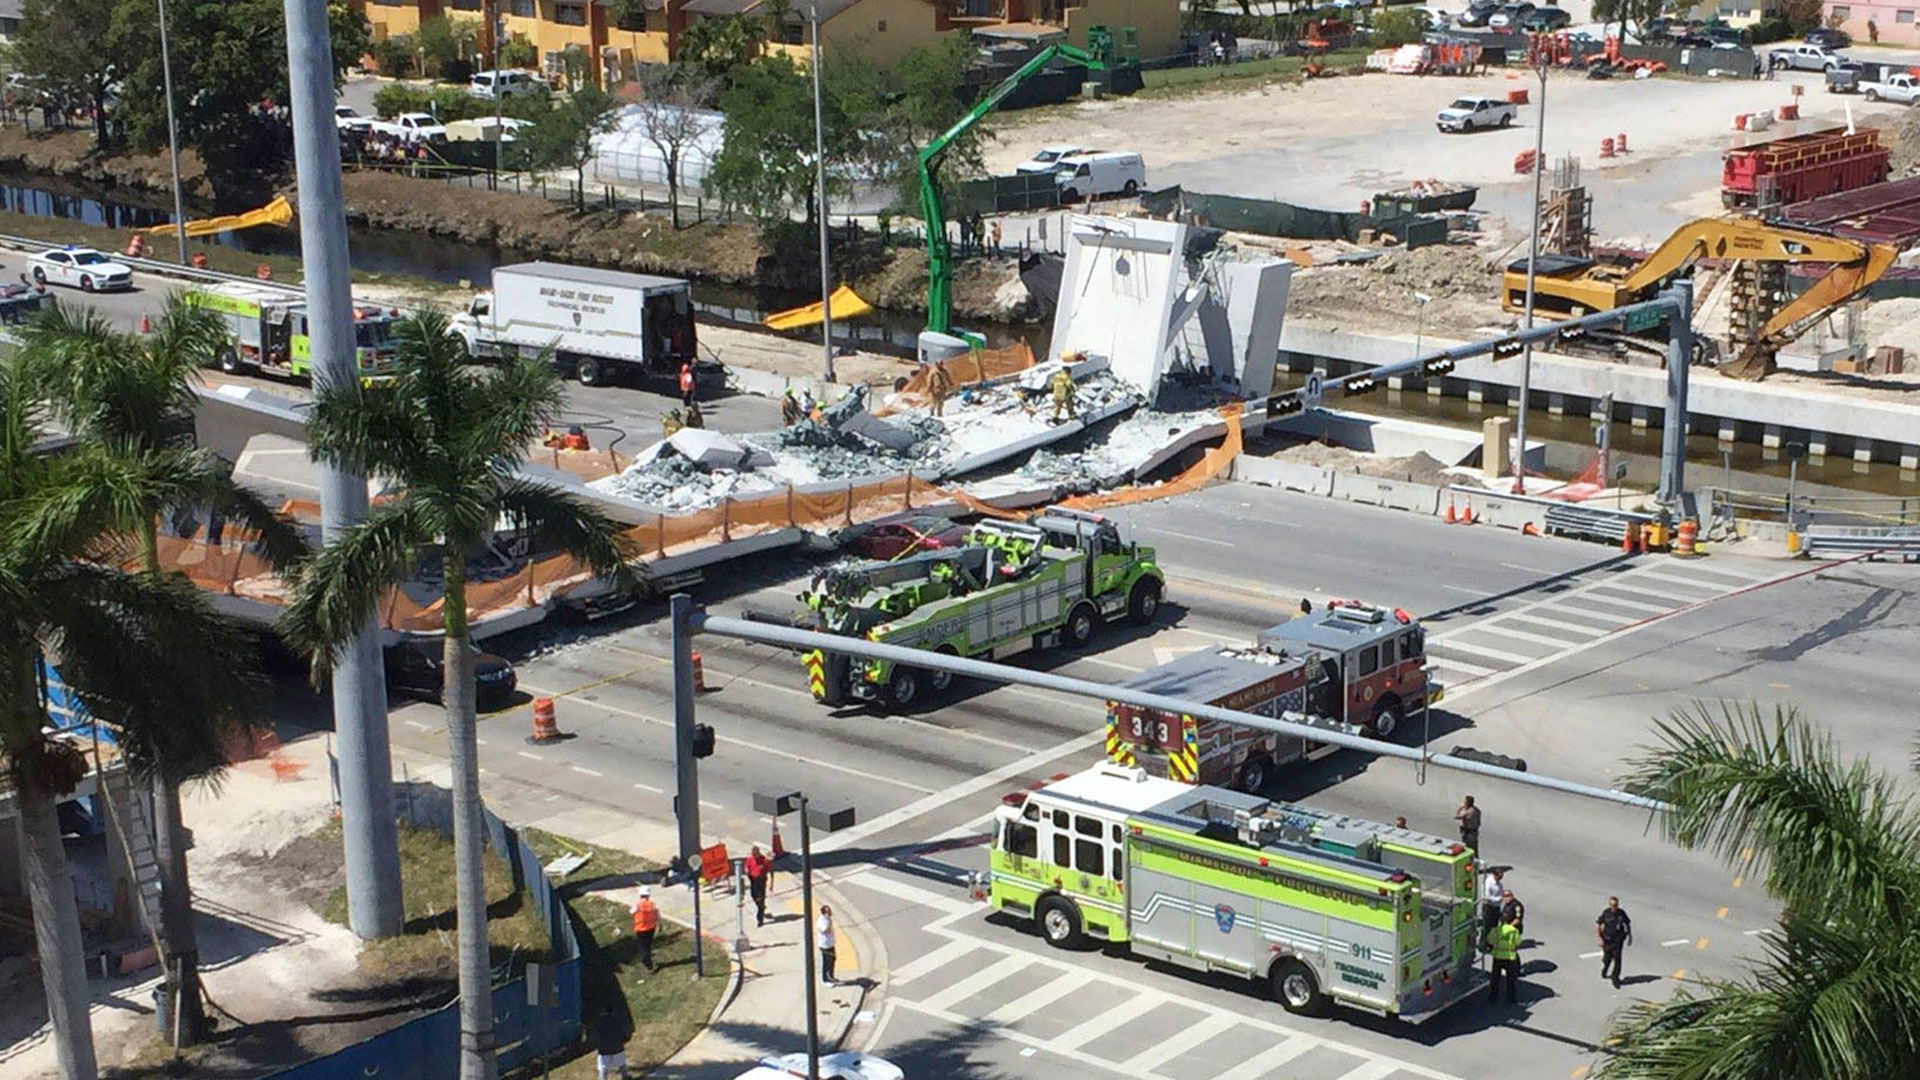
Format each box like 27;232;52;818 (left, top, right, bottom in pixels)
667;428;775;471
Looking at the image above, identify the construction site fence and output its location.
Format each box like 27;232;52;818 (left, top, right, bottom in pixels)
1701;485;1920;530
264;809;580;1080
953;173;1065;216
1140;186;1375;243
1619;42;1759;78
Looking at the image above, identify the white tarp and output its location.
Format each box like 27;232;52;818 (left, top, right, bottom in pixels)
590;104;725;192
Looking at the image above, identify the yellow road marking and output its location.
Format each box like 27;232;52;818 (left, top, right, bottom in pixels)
1715;906;1729;920
1571;1067;1590;1079
1696;938;1709;950
1672;969;1686;980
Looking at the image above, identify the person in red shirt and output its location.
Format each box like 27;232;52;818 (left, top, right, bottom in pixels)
678;361;696;407
631;885;659;972
744;846;772;927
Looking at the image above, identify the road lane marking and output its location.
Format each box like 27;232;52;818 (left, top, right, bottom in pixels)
1716;906;1729;919
1580;590;1676;614
914;955;1035;1015
1126;1013;1239;1076
1429;638;1537;665
1431;657;1495;678
699;799;724;811
982;969;1097;1028
1579;950;1602;959
517;682;939;795
1498;615;1604;640
810;730;1103;854
632;781;663;794
1661;938;1690;947
1696;938;1710;950
1212;1037;1316;1080
571;765;604;777
887;939;977;986
840;867;976;919
1139;526;1234;547
1075;655;1144;674
1330;1063;1401;1080
405;719;432;730
1501;562;1559;575
518;751;544;761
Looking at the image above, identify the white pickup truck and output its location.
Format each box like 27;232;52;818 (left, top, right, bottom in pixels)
1769;44;1845;72
1863;72;1920;104
1435;96;1516;133
369;112;447;143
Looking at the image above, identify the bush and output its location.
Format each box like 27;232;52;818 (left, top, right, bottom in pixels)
1749;17;1792;44
372;82;504;122
1370;8;1429;49
443;57;475;85
369;35;415;77
372;82;432;119
499;36;539;70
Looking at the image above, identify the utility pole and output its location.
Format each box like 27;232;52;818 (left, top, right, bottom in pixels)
281;0;404;939
157;0;189;264
1514;61;1547;494
1657;280;1692;511
809;3;835;383
670;593;705;977
490;0;504;190
799;793;820;1080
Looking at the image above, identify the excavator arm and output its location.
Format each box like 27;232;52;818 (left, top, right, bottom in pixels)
1721;238;1900;379
917;43;1105;335
1616;216;1888;295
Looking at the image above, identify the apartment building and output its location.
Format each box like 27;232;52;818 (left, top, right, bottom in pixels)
1826;0;1920;45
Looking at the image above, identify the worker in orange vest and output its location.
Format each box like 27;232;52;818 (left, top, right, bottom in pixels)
631;885;659;972
678;361;696;408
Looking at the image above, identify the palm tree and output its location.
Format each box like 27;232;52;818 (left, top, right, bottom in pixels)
282;313;635;1080
0;353;271;1080
1598;702;1920;1079
17;296;306;1045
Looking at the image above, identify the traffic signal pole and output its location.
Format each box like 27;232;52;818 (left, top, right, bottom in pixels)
670;593;705;977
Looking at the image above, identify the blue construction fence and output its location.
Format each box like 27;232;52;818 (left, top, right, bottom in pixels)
265;810;582;1080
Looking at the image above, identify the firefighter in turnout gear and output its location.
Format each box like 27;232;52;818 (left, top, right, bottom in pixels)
929;360;954;417
781;388;803;426
661;409;684;438
1049;367;1077;423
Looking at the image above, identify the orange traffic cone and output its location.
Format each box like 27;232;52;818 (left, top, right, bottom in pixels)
528;697;563;744
138;313;151;334
1444;496;1457;524
1522;522;1541;537
771;821;786;858
1462;497;1477;525
1621;523;1637;554
691;650;707;692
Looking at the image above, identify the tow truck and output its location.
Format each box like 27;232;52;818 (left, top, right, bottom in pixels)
185;282;400;383
800;508;1163;709
989;763;1483;1020
1107;599;1442;792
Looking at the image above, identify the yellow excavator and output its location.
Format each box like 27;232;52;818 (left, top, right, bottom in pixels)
1501;216;1900;380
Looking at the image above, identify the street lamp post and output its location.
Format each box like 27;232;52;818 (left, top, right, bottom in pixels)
809;4;836;384
1413;291;1432;360
1786;441;1806;529
156;0;189;264
1514;61;1548;494
753;790;855;1080
491;2;505;190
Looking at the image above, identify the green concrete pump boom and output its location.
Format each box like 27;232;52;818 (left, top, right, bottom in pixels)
916;42;1106;335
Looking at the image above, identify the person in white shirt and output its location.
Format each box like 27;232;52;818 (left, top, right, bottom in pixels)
1480;867;1506;935
817;904;838;984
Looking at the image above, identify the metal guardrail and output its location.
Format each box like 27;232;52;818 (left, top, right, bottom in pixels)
1801;525;1920;561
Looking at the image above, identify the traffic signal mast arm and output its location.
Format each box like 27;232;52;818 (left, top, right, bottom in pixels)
917;43;1106;334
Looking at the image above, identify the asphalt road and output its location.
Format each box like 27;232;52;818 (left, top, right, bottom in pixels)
356;477;1915;1080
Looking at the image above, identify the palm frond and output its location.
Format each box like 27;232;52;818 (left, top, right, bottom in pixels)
459;351;566;471
1622;701;1920;924
279;500;423;667
498;479;640;583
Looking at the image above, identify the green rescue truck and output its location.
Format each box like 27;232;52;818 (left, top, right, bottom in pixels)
186;282;399;383
801;508;1163;709
989;763;1484;1021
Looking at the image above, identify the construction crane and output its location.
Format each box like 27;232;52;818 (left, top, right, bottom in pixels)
1501;216;1899;380
917;38;1120;335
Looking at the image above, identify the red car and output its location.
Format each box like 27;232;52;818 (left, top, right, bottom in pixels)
841;515;970;560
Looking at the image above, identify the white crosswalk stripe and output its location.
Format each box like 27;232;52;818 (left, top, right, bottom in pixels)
1466;624;1585;649
1212;1037;1318;1080
916;954;1034;1014
1431;638;1537;666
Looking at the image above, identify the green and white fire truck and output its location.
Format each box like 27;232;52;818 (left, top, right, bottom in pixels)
800;508;1164;709
185;282;399;383
989;763;1483;1021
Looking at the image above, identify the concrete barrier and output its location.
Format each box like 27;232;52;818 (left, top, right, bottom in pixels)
1450;489;1548;532
1237;456;1335;495
1332;473;1442;515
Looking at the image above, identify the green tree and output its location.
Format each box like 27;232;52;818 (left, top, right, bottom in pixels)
415;14;478;82
843;37;984;215
708;55;826;221
676;16;764;84
524;84;621;209
1598;703;1920;1079
282;315;634;1080
1591;0;1665;42
16;297;306;1048
14;0;128;146
499;34;539;70
1370;8;1428;48
633;64;720;227
0;349;276;1080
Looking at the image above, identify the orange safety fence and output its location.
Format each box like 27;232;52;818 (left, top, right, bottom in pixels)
1058;407;1243;511
147;531;279;596
875;342;1037;416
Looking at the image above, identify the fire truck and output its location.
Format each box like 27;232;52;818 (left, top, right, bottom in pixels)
988;763;1483;1020
185;282;399;383
1108;600;1441;792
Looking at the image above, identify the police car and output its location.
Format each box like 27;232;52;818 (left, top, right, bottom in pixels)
30;246;135;293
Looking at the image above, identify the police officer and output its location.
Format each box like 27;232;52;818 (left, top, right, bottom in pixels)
1596;895;1633;987
1487;913;1522;1004
1499;888;1525;937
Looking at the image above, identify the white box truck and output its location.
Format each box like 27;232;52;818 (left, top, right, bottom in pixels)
449;262;709;387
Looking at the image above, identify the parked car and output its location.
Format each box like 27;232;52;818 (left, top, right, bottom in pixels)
30;246;134;292
1486;2;1536;29
469;68;546;100
333;104;372;133
385;640;519;712
1436;96;1517;133
1805;27;1853;49
1703;25;1749;47
735;1053;903;1080
1053;150;1145;201
1456;0;1499;26
1520;6;1570;30
1769;43;1843;71
1863;72;1920;104
839;515;971;560
370;111;447;144
1015;144;1086;175
1826;59;1885;93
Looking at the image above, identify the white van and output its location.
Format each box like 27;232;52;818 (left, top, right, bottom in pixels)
1015;144;1086;174
1053;151;1145;201
469;69;545;100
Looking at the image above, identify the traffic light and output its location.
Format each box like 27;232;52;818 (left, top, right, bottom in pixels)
1421;356;1455;377
1343;375;1379;395
692;722;715;758
1265;394;1304;419
1491;337;1525;360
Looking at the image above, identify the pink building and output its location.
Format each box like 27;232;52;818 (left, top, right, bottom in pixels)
1827;0;1920;46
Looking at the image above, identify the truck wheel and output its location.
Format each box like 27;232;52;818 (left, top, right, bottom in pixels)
1271;959;1330;1016
1867;89;1881;102
1127;578;1162;625
1060;187;1080;202
577;357;609;386
1772;56;1787;70
1123;179;1139;196
218;348;244;375
1371;701;1404;740
1065;603;1097;647
1237;756;1273;794
885;667;921;709
1499;113;1513;128
1037;896;1084;948
1460;119;1474;132
926;648;958;696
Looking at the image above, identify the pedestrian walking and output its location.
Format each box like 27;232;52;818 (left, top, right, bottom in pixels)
1499;889;1525;937
592;1004;628;1079
1454;795;1481;854
1479;867;1505;935
817;904;837;984
631;885;659;973
1596;895;1633;987
1487;913;1522;1004
745;845;772;927
679;360;696;407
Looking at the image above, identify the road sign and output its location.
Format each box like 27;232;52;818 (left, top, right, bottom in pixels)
700;842;731;884
1303;372;1324;409
1614;462;1629;481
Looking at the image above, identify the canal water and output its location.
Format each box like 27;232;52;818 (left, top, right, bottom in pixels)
2;175;1907;496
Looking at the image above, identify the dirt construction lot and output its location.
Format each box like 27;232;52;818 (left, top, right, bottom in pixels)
989;67;1920;243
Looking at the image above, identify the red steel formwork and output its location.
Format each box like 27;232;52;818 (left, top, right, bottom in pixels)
1781;174;1920;249
1723;127;1890;209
